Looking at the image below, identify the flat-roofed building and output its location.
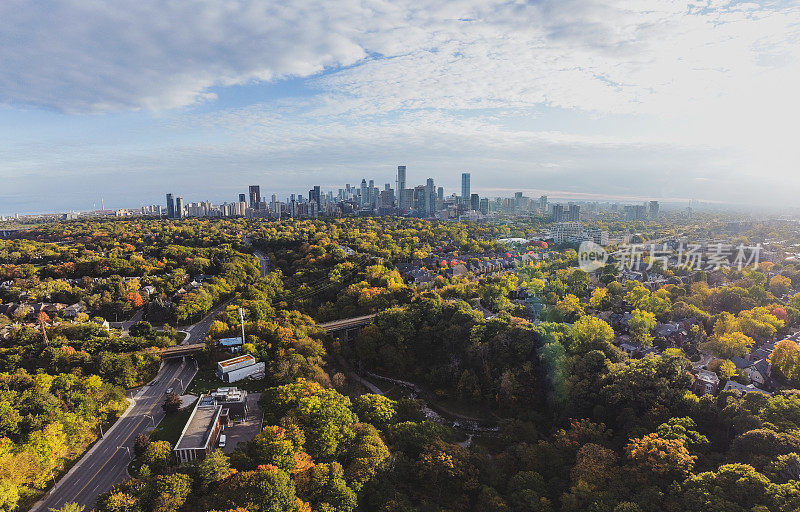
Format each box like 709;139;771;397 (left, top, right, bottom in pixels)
210;387;249;420
174;395;225;463
216;354;266;383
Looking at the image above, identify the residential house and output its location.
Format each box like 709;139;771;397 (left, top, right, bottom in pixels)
723;380;771;395
63;303;87;319
693;369;720;396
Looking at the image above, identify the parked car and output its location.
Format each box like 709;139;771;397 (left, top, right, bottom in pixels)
166;387;174;394
218;434;226;448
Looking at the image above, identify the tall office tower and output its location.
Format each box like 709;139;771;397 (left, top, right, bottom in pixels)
437;187;444;201
425;178;435;216
649;200;660;219
480;198;489;215
397;165;407;206
539;195;548;211
175;197;184;218
461;173;471;202
568;204;580;221
552;203;565;222
309;186;321;206
368;180;375;206
166;193;175;219
413;185;426;215
360;179;368;208
248;185;261;208
239;193;247;203
514;192;523;210
401;188;414;211
385;183;391;191
471;193;480;211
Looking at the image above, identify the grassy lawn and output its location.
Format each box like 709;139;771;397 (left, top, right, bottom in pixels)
186;366;266;395
150;399;196;445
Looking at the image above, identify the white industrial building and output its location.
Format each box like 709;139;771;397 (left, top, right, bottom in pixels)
216;354;265;383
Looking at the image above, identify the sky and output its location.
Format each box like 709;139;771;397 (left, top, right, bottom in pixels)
1;0;800;215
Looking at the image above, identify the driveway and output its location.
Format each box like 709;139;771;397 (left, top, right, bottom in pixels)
222;392;262;454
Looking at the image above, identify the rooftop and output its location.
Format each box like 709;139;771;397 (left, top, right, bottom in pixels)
218;354;254;368
175;399;222;451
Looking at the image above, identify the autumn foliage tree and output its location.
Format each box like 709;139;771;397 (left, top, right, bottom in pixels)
126;291;144;308
769;339;800;384
625;433;696;480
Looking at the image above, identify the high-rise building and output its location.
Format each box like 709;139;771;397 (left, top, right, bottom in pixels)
538;195;548;212
248;186;261;208
425;178;435;216
397;166;407;206
239;193;247;203
479;198;489;215
461;173;471;202
649;201;660;219
552;203;564;222
175;197;184;219
471;193;480;211
568;204;580;222
360;179;368;208
625;204;647;221
166;193;175;219
309;186;321;207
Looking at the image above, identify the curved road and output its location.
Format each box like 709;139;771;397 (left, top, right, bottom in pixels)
31;299;230;512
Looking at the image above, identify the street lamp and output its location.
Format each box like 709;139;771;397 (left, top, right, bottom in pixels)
145;414;155;427
118;446;131;459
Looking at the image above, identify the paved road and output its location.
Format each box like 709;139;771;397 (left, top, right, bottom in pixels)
254;250;269;277
31;360;197;512
181;297;234;344
31;295;231;512
242;233;269;277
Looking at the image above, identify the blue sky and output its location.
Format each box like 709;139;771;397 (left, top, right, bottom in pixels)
2;0;800;215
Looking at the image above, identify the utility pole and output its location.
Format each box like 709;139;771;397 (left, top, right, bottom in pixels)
239;307;246;345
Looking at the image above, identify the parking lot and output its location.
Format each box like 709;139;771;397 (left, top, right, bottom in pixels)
221;392;262;454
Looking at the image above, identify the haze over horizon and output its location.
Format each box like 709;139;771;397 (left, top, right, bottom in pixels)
2;0;800;215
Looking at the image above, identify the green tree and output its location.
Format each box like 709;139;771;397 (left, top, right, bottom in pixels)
162;392;182;414
146;473;192;512
140;440;172;474
342;423;389;491
0;481;20;512
49;504;85;512
702;331;755;359
628;309;656;347
198;449;230;488
569;316;615;354
352;394;397;430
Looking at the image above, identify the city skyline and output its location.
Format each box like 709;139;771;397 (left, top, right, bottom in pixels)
2;165;699;217
2;1;800;214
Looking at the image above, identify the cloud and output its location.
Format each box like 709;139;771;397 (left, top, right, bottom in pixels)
2;0;800;214
2;0;798;117
0;0;369;112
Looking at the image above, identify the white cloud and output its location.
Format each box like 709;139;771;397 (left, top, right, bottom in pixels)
2;0;798;117
0;0;370;112
2;0;800;213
